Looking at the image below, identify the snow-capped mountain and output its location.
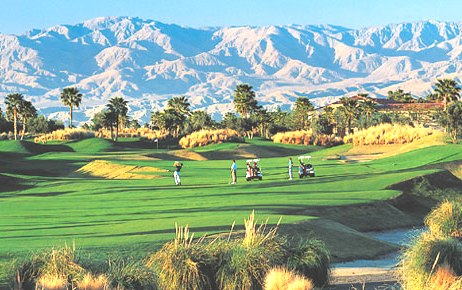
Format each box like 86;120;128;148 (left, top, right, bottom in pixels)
1;17;462;123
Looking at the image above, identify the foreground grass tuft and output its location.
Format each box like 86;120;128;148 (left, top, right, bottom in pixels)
286;239;330;287
147;224;215;290
400;201;462;290
263;267;313;290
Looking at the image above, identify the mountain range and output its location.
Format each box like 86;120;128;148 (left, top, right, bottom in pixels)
1;17;462;124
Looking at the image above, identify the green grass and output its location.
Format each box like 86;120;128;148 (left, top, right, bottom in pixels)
0;138;461;281
66;138;114;153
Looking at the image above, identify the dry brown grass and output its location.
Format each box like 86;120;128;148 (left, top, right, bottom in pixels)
264;267;313;290
96;128;169;141
168;150;207;161
344;124;436;146
179;129;244;148
77;160;167;179
36;274;67;290
425;201;462;240
428;265;458;290
343;131;446;160
272;130;342;146
77;273;110;290
34;128;95;143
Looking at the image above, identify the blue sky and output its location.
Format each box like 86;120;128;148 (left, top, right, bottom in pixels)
2;0;462;34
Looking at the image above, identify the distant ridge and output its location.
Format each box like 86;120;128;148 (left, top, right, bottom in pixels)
1;17;462;123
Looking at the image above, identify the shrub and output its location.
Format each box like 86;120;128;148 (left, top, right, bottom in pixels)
37;245;86;289
215;212;287;290
263;267;313;290
179;129;244;148
286;239;330;287
8;255;44;290
272;130;342;147
95;128;169;141
107;257;157;290
425;201;462;239
34;128;95;143
76;273;110;290
343;123;434;145
36;274;68;290
400;234;462;290
147;224;215;290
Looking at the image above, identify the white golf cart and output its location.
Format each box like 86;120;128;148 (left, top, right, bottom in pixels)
246;159;263;181
298;156;315;178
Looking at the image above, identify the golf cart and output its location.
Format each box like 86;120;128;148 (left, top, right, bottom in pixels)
246;159;263;181
298;156;315;178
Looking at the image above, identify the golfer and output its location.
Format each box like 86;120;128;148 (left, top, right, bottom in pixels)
173;161;183;186
288;157;293;180
230;160;237;184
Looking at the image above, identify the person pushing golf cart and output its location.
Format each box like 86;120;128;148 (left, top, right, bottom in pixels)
246;159;263;181
298;156;315;178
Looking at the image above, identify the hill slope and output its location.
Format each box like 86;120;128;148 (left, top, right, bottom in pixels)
2;18;462;122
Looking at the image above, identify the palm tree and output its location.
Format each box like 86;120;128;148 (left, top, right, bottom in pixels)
293;97;314;130
233;84;258;118
167;96;191;137
433;79;461;111
60;87;82;128
18;100;37;140
102;110;117;141
340;97;359;134
107;97;128;142
360;99;377;128
5;93;25;140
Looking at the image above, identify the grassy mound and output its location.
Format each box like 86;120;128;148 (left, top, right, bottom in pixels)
67;138;114;153
0;140;72;155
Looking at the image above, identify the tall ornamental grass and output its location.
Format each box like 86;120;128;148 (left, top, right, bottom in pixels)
272;130;342;146
147;224;216;290
400;201;462;290
179;129;244;148
285;239;330;288
425;201;462;239
263;267;313;290
34;128;95;143
344;123;434;145
215;212;287;290
96;128;169;141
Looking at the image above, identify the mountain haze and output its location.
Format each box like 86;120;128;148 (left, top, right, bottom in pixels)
1;17;462;124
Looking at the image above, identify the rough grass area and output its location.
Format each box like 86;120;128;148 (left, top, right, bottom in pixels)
0;137;461;287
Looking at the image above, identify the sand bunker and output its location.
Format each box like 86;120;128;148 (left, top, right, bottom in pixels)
77;160;168;179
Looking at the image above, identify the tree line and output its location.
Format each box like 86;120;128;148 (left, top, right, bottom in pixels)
1;77;462;142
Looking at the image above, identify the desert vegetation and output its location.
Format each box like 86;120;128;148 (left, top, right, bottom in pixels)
95;127;169;142
34;128;95;143
343;123;435;145
399;201;462;290
179;129;244;148
272;130;342;146
7;212;329;290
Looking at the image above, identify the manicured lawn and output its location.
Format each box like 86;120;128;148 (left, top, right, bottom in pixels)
0;138;460;260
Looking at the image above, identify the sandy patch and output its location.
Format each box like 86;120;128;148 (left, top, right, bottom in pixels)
168;150;207;161
77;160;168;179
